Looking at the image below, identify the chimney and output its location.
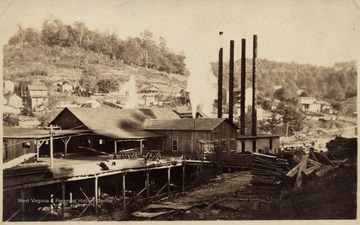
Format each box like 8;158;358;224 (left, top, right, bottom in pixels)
240;39;246;135
229;40;234;123
251;35;258;136
217;32;223;118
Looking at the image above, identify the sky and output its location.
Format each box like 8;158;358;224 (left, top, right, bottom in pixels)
0;0;359;67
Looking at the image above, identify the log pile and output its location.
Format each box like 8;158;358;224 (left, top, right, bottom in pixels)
250;153;293;196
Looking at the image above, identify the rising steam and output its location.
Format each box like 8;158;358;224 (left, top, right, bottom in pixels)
119;75;138;108
186;57;217;118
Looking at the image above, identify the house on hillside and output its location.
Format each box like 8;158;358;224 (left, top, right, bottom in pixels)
26;85;49;111
177;89;190;106
3;80;15;94
299;97;333;113
58;82;73;93
138;85;161;94
81;99;101;108
3;93;24;115
143;118;238;156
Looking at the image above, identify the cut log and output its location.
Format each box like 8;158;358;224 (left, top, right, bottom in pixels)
78;146;111;155
131;210;176;218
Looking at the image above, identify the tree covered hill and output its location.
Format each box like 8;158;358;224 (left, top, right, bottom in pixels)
211;58;357;114
3;20;356;117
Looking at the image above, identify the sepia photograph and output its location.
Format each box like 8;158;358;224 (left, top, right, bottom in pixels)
0;0;358;222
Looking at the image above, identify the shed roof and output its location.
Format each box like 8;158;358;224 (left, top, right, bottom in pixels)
3;127;89;139
49;107;178;139
143;118;238;131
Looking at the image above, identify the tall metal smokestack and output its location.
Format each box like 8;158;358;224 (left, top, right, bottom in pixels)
240;39;246;135
229;40;234;123
217;32;223;118
251;35;258;136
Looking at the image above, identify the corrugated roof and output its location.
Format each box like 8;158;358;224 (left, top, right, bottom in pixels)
49;107;173;139
143;118;237;131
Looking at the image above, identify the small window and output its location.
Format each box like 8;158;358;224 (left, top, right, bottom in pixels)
23;142;31;148
213;140;218;147
222;139;226;146
230;139;235;151
172;139;178;151
99;139;105;145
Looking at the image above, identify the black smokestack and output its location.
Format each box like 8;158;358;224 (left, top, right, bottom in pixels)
229;40;234;123
251;35;257;136
217;32;223;118
240;39;246;135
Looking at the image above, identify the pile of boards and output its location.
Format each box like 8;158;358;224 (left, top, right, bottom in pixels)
250;153;294;196
286;147;349;189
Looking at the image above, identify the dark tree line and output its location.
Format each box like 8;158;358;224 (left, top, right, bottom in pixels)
212;59;357;106
7;20;186;75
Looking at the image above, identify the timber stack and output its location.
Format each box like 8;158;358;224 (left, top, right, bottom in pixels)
250;153;293;196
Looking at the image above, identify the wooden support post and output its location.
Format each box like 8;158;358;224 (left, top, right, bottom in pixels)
50;125;54;168
167;167;171;197
61;182;66;220
21;189;25;221
70;192;73;205
140;139;143;155
182;164;186;193
114;140;117;155
61;136;72;157
122;173;126;211
146;170;150;205
94;177;98;215
36;140;39;161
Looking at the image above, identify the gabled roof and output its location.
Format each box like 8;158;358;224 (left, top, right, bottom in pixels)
143;118;238;131
49;107;178;139
138;108;180;119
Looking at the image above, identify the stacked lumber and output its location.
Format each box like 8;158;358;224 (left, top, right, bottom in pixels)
250;153;292;196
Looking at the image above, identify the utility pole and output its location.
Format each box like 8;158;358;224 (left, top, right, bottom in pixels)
49;125;54;168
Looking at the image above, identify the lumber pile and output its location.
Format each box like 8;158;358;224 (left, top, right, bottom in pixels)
250;153;293;196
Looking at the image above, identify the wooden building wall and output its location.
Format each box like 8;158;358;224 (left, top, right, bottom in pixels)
236;136;280;154
153;121;237;155
3;138;36;162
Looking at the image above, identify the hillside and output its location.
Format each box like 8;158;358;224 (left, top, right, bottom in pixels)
3;44;187;94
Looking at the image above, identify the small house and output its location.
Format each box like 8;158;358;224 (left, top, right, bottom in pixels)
26;85;49;111
143;118;238;156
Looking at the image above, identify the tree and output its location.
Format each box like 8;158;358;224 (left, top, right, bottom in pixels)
96;78;118;93
140;29;155;69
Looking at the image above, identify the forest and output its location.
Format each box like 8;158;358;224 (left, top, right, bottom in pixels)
5;20;187;75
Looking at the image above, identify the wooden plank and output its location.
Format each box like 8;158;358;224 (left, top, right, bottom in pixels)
303;164;320;175
309;159;323;166
253;152;277;159
78;146;111;155
3;153;37;169
294;154;309;189
286;163;301;177
131;210;176;218
146;203;192;210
